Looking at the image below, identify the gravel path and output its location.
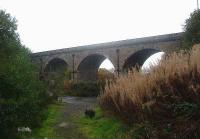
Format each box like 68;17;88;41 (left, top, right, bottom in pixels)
54;96;97;139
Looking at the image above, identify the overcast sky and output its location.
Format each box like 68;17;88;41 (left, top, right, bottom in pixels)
0;0;198;69
0;0;197;52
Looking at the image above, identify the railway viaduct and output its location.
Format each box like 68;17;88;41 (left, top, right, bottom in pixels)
31;33;182;81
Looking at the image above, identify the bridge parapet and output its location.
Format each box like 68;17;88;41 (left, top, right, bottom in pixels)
31;32;182;57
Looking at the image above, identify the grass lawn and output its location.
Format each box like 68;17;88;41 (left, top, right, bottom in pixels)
20;103;135;139
74;107;129;139
20;103;63;138
32;103;62;138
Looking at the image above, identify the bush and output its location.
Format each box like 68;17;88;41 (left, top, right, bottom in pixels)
98;68;116;81
100;45;200;138
0;10;48;138
64;81;101;97
44;69;72;97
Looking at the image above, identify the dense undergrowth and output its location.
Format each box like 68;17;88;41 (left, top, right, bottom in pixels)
64;81;103;97
100;45;200;138
46;72;105;97
20;103;62;138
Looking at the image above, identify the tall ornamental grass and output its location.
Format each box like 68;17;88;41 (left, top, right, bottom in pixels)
100;45;200;138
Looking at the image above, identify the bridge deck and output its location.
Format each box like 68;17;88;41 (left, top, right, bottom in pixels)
31;32;182;57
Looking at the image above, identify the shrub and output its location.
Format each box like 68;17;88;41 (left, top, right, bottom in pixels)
46;69;104;97
64;81;101;97
98;68;116;81
44;69;72;97
0;10;48;138
100;45;200;138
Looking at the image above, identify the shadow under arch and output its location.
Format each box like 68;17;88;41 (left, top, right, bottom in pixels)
77;54;114;81
44;58;68;73
123;48;161;72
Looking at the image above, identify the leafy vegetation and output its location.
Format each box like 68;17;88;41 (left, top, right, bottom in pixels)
0;10;49;138
64;81;101;97
183;10;200;49
98;68;115;82
100;45;200;138
22;102;90;139
46;71;69;98
44;67;116;97
20;103;62;138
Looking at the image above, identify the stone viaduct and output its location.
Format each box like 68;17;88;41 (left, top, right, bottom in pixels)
31;33;182;81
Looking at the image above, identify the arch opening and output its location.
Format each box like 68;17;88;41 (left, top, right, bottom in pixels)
123;49;162;72
77;54;115;81
141;52;165;73
44;58;68;74
99;58;115;72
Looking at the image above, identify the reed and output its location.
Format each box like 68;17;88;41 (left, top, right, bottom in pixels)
100;45;200;123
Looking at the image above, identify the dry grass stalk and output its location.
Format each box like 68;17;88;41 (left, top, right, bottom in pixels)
100;45;200;122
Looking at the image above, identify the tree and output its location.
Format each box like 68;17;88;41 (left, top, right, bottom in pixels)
98;68;115;81
183;10;200;49
0;10;48;138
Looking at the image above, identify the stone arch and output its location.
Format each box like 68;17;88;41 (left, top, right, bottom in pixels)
44;57;68;73
77;54;115;81
122;48;162;72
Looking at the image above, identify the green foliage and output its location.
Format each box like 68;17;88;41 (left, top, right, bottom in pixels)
46;68;106;97
98;68;115;81
75;107;128;139
0;10;48;138
173;102;198;117
22;102;86;139
21;104;62;139
47;72;66;97
45;69;72;97
127;121;157;139
64;81;101;97
183;10;200;49
64;69;72;80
